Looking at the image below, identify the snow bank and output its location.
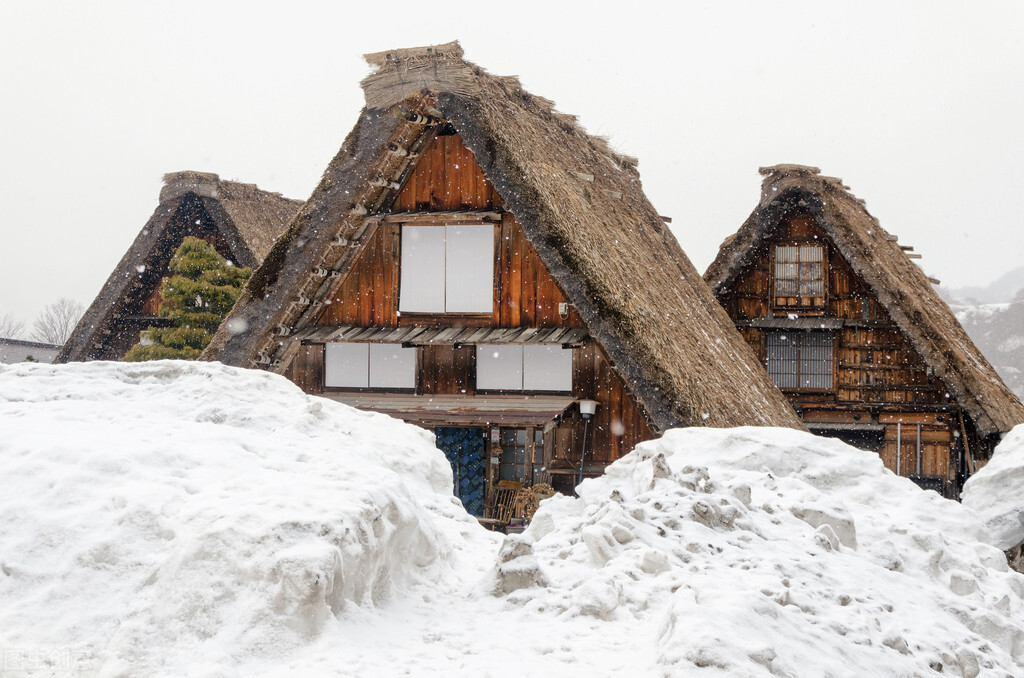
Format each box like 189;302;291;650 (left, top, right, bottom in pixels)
963;425;1024;551
5;362;1024;676
506;427;1024;676
0;361;489;676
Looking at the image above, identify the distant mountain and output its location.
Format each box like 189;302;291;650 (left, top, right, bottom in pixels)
942;266;1024;304
953;299;1024;402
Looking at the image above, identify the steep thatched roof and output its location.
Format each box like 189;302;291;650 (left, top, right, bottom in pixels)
204;42;803;433
705;164;1024;438
57;172;302;363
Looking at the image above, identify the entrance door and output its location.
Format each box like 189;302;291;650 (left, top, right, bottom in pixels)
497;427;545;486
435;427;486;516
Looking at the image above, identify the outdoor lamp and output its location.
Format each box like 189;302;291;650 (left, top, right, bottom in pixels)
578;399;598;420
576;399;599;486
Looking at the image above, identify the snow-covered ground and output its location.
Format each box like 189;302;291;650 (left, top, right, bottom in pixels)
2;361;1024;677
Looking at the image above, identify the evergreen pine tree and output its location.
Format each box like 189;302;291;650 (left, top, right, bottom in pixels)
125;237;251;361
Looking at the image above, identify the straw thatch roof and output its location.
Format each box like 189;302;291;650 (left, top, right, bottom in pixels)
203;42;803;433
57;172;302;363
705;164;1024;438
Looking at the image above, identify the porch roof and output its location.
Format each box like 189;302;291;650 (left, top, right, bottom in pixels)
319;393;577;427
292;325;589;346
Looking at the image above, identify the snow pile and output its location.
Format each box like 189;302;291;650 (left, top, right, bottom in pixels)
963;425;1024;551
0;361;490;676
505;427;1024;676
4;362;1024;676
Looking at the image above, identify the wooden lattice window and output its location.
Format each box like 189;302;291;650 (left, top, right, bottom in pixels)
766;332;834;391
773;243;826;308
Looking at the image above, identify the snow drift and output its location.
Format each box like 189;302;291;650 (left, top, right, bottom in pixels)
504;428;1024;676
0;361;490;676
3;361;1024;676
963;426;1024;551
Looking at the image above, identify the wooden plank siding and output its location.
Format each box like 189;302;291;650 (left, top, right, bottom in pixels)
316;224;401;327
313;211;582;329
565;343;651;464
391;133;502;212
717;212;968;495
419;344;475;395
283;342;325;394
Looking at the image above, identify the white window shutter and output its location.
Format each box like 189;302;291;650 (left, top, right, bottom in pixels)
445;224;494;313
324;343;370;388
399;226;446;312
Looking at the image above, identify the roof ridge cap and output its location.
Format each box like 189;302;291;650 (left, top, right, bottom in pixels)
759;163;821;177
360;41;481;109
161;171;220;202
363;41;464;71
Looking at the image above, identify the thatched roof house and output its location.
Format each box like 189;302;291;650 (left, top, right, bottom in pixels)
57;172;302;363
705;164;1024;494
204;42;802;436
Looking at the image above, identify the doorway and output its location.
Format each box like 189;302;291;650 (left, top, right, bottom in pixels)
435;427;486;516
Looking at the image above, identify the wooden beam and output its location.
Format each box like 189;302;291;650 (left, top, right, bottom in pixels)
377;210;502;224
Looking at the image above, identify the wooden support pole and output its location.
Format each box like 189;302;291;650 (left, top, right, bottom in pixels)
896;421;902;476
959;408;976;475
916;423;922;476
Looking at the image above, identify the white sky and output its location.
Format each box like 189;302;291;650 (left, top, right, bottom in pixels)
2;0;1022;326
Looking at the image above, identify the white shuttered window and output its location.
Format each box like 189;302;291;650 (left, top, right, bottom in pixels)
324;342;416;389
400;224;494;313
476;344;572;392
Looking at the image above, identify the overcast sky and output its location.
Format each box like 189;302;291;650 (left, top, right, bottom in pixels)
1;0;1022;327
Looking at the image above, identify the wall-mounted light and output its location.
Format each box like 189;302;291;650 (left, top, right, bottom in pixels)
578;399;598;420
576;399;599;486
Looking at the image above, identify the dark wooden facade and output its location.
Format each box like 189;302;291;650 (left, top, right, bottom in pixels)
285;132;654;499
717;213;971;495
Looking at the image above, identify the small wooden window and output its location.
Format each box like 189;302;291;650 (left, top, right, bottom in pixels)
773;243;825;308
766;332;834;391
324;342;416;389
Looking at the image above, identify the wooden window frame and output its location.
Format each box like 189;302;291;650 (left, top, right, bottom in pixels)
322;342;418;393
475;344;574;394
765;331;836;393
771;241;828;312
398;222;497;317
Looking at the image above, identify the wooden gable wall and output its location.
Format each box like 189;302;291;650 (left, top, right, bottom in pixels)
314;133;582;330
313;215;583;329
721;215;947;406
716;213;966;494
390;132;502;212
